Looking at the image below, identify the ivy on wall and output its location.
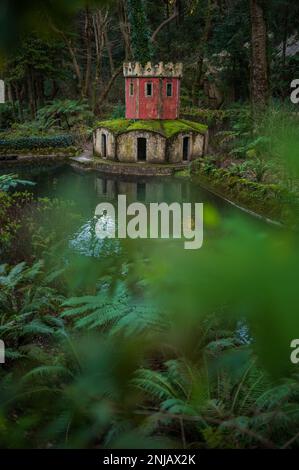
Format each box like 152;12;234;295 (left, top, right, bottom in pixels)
127;0;154;64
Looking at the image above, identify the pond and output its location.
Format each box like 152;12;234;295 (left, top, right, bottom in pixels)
1;162;263;262
11;162;246;211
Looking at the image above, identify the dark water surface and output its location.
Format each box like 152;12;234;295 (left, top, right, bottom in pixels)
9;162;241;213
2;163;263;260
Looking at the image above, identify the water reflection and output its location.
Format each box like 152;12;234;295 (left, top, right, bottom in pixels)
71;174;200;257
70;212;118;258
94;174;194;204
6;164;246;258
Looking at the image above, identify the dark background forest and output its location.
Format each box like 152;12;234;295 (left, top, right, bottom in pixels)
0;0;298;125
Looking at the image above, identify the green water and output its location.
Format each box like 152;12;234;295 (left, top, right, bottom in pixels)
14;163;240;213
2;162;259;261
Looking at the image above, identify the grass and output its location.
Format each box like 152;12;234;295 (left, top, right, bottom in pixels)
95;119;208;138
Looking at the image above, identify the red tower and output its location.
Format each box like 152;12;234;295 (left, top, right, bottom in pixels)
123;62;182;120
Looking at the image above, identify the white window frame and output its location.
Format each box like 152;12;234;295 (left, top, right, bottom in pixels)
129;81;134;96
166;82;173;97
145;82;153;97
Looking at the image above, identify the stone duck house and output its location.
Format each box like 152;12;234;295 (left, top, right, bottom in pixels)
93;62;208;165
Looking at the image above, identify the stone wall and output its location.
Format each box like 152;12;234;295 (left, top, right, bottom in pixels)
94;128;116;160
93;127;208;164
167;132;205;163
117;130;166;163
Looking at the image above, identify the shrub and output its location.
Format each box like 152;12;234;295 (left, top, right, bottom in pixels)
0;134;75;150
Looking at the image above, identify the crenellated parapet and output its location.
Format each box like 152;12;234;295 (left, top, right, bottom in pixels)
123;62;183;78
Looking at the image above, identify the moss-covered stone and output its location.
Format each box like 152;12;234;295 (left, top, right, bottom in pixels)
190;158;295;224
95;118;208;138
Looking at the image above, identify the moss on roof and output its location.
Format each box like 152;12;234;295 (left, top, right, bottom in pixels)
95;119;207;138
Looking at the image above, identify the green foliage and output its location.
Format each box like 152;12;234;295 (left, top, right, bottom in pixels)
111;103;126;119
0;183;83;264
95;119;208;138
36;100;94;130
181;108;229;127
1;0;299;450
191;157;293;222
0;174;299;447
0;174;35;191
127;0;154;63
0;134;75;151
0;190;33;260
225;159;276;183
0;102;15;129
62;283;131;330
0;261;64;353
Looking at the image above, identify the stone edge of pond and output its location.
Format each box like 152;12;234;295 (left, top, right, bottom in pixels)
187;172;286;227
70;156;188;177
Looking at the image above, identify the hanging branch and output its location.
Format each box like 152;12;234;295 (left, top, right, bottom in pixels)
50;21;83;94
150;2;180;43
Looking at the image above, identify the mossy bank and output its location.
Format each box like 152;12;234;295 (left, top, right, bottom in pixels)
186;158;297;225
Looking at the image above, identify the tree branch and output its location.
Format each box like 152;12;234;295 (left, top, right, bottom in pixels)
97;65;123;110
150;8;179;43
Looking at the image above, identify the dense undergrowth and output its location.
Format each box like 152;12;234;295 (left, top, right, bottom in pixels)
179;104;299;224
0;166;299;449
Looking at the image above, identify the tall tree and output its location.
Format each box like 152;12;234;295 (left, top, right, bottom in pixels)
250;0;269;109
127;0;154;63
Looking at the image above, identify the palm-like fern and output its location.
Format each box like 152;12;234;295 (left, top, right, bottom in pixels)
61;283;163;335
0;261;64;352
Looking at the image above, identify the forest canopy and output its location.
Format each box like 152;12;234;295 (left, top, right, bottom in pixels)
0;0;298;119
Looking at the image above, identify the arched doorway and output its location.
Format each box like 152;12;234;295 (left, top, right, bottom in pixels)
101;134;107;158
137;137;147;161
183;136;190;161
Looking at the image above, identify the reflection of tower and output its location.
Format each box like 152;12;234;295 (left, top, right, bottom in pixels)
181;181;191;202
95;177;118;199
137;183;146;201
118;181;137;201
95;178;108;197
143;182;164;203
94;175;193;205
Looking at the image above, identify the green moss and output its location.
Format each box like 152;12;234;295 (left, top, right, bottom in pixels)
175;168;190;178
162;120;207;138
95;119;208;138
190;158;294;224
127;120;164;134
95;119;130;133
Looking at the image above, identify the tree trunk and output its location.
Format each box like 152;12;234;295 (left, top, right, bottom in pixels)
282;4;289;68
96;65;122;114
118;0;132;60
105;26;115;76
191;0;213;106
92;9;107;112
14;84;24;121
7;83;17;121
27;69;36;118
83;7;93;100
250;0;269;110
50;22;83;95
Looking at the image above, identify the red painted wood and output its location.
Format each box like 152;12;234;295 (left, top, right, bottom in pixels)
125;77;180;120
